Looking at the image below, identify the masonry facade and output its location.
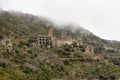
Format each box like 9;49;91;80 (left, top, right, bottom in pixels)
36;35;52;48
36;27;94;53
36;27;57;48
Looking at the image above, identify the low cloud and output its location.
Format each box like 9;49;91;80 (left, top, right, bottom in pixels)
0;0;120;40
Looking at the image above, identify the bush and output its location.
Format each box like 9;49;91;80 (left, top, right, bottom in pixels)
0;58;10;67
63;60;70;65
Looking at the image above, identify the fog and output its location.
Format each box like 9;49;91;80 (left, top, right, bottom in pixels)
0;0;120;40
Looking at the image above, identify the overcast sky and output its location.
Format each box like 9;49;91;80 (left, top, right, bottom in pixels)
0;0;120;41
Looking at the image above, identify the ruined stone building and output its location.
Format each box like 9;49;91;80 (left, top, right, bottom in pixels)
36;35;52;48
36;27;94;53
36;27;57;48
57;29;83;47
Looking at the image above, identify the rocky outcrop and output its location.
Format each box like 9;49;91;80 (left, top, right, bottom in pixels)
1;38;13;52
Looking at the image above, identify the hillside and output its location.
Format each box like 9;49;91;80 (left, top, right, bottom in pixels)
0;10;120;79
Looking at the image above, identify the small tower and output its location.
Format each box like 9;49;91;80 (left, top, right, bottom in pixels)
48;27;53;37
76;36;83;45
61;29;67;40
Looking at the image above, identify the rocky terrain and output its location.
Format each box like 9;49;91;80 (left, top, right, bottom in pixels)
0;10;120;80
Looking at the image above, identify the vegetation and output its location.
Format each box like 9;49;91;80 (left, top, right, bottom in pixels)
0;10;120;79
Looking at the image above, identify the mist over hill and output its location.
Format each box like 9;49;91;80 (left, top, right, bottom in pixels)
0;10;120;79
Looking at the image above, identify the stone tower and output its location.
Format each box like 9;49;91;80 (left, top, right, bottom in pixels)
76;36;83;45
48;27;53;37
61;29;67;40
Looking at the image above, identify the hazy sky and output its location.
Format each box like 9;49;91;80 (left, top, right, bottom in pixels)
0;0;120;41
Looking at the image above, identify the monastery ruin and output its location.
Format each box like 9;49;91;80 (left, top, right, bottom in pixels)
36;27;94;53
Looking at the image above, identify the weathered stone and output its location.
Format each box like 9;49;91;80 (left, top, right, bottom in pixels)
1;38;13;52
